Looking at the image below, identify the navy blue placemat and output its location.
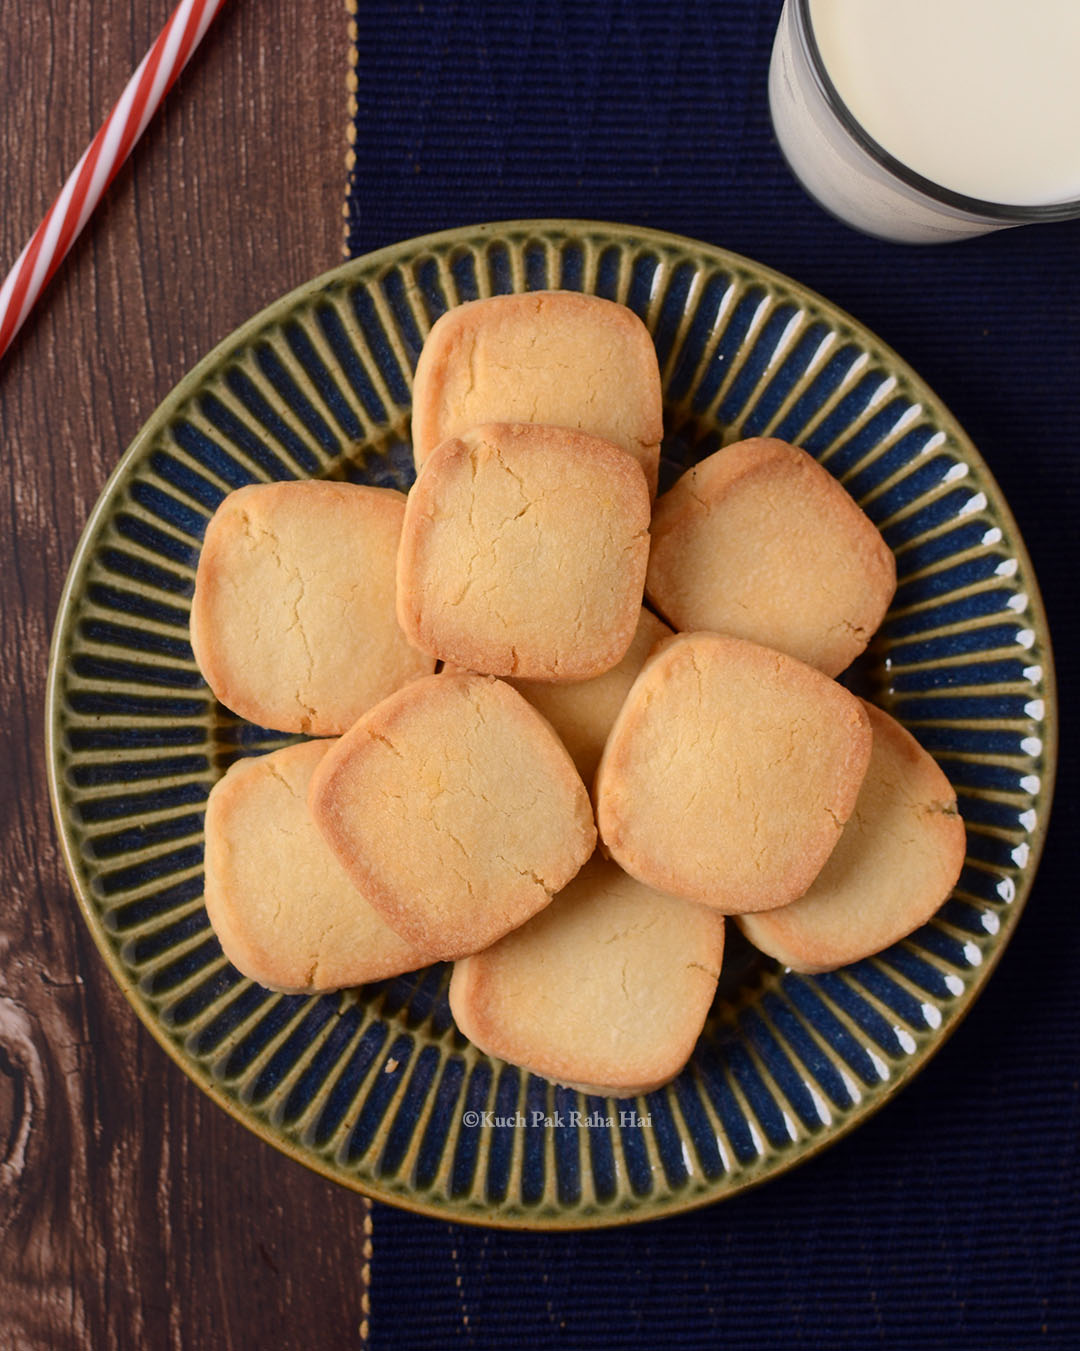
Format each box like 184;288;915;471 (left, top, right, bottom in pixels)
347;3;1078;1346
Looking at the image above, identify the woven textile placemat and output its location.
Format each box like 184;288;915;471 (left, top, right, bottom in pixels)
345;3;1078;1346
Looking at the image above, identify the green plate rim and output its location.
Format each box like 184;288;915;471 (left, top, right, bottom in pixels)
45;218;1058;1228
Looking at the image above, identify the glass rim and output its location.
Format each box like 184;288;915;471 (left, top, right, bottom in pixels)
793;0;1080;223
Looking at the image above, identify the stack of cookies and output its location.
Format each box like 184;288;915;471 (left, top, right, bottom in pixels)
192;291;966;1098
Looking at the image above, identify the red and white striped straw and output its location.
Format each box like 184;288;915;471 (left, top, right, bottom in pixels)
0;0;227;363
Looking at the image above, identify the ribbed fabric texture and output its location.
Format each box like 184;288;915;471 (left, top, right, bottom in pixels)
347;3;1079;1346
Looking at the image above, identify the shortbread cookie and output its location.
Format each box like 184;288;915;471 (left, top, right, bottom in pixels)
449;854;725;1096
309;673;596;960
204;740;429;992
191;481;435;735
507;608;673;785
397;423;651;680
738;702;966;972
646;438;896;676
411;290;664;495
596;632;872;913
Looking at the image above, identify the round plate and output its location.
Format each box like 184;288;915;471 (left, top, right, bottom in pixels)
46;221;1056;1228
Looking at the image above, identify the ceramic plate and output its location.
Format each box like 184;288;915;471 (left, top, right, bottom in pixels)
46;221;1056;1228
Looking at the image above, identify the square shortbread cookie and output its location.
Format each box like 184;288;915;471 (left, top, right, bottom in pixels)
191;481;435;735
646;438;896;676
506;607;673;786
204;740;429;992
308;672;596;960
411;290;663;495
737;701;966;971
397;423;651;680
449;853;725;1097
595;631;872;913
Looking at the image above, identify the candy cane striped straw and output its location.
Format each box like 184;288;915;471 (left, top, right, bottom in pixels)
0;0;227;363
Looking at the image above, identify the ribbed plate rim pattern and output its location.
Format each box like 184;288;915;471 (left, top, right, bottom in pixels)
45;220;1057;1228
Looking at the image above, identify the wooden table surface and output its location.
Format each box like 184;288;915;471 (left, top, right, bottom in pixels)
0;3;383;1346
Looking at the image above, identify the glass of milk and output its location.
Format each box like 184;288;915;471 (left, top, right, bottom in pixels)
769;0;1080;243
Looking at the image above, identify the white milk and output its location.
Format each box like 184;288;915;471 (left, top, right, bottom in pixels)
810;0;1080;206
769;0;1080;242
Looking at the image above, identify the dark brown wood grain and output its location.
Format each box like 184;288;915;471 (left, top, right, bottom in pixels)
0;3;376;1347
